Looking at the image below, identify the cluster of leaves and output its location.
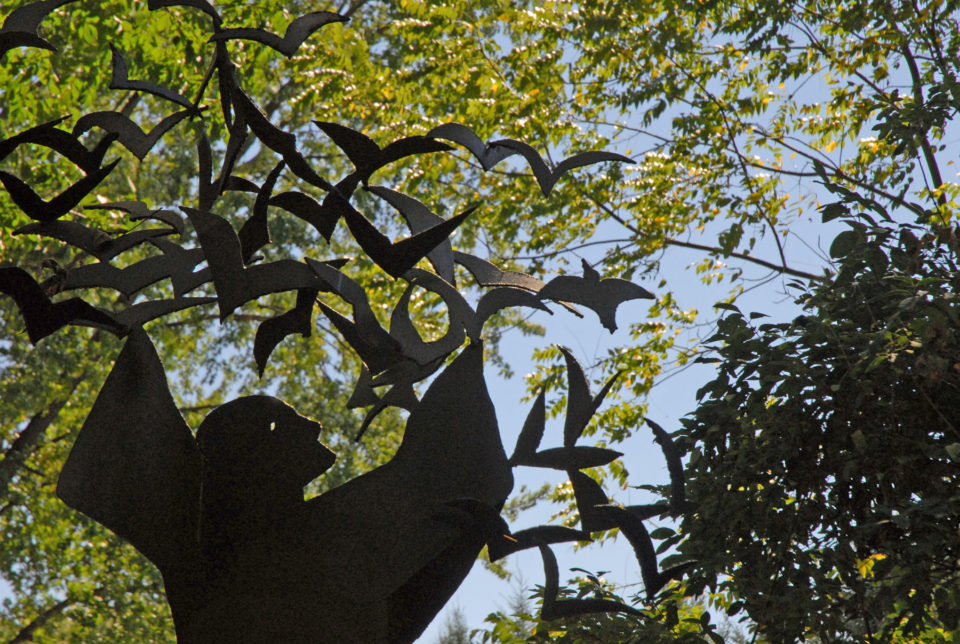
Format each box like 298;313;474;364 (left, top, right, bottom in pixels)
678;213;960;641
470;579;747;644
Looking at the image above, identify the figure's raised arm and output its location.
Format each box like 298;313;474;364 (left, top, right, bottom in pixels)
57;328;202;574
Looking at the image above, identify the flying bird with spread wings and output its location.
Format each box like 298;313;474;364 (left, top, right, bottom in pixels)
539;258;654;332
0;0;75;58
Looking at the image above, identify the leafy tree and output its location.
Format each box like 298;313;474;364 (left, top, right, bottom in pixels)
435;605;472;644
646;1;960;641
5;0;960;640
679;215;960;642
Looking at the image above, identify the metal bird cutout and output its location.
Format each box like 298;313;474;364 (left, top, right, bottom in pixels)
0;117;114;173
539;258;655;331
209;11;346;58
73;109;193;160
0;161;119;223
0;0;74;58
0;266;122;343
108;45;200;113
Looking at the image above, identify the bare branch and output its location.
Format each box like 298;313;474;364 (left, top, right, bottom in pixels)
0;373;85;501
6;597;73;644
578;189;827;282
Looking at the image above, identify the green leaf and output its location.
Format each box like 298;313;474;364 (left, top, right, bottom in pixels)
649;526;675;540
820;202;849;223
829;230;861;259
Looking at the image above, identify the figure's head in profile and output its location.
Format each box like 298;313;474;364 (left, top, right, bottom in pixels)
196;395;336;506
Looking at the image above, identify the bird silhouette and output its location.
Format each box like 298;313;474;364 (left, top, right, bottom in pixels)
0;160;119;222
209;11;346;58
365;186;456;284
426;122;518;171
346;364;379;409
568;468;671;528
146;0;222;29
509;388;546;466
57;246;206;298
538;259;654;332
83;200;185;235
353;382;419;441
475;286;553;333
558;345;620;448
537;544;641;620
336;195;475;279
594;505;695;600
314;121;451;188
196;126;247;210
73;109;192;160
112;296;216;328
388;268;474;365
252;288;317;377
109;45;199;113
486;138;635;197
515;446;622;470
307;262;473;437
147;238;212;296
0;0;75;58
453;250;550;293
1;117;114;173
305;257;405;375
14;220;175;262
567;470;617;532
0;266;122;343
486;524;591;562
453;251;585;322
236;161;284;263
230;89;335;193
183;207;340;319
269;190;338;241
645;418;692;513
347;351;453;441
509;347;623;471
220;175;259;194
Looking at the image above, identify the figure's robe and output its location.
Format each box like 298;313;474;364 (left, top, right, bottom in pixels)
58;329;513;643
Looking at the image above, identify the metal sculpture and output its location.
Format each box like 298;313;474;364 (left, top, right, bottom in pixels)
0;1;693;641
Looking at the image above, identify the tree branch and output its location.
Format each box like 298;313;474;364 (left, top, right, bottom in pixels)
663;237;827;282
900;42;947;210
578;188;827;282
0;373;84;502
6;597;73;644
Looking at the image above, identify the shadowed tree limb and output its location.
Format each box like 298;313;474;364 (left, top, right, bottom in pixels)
0;373;84;501
6;597;74;644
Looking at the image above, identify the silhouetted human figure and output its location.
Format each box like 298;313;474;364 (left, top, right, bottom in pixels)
58;329;513;642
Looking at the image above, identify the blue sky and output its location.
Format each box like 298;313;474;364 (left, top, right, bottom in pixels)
419;202;845;640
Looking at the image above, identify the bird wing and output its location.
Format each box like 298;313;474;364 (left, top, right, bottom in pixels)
0;160;118;222
366;185;455;284
427;122;516;171
269;190;338;241
252;288;317;377
109;45;197;112
2;0;74;33
281;11;346;55
509;388;546;465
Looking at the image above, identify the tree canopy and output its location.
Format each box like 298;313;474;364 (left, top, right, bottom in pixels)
3;0;960;642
